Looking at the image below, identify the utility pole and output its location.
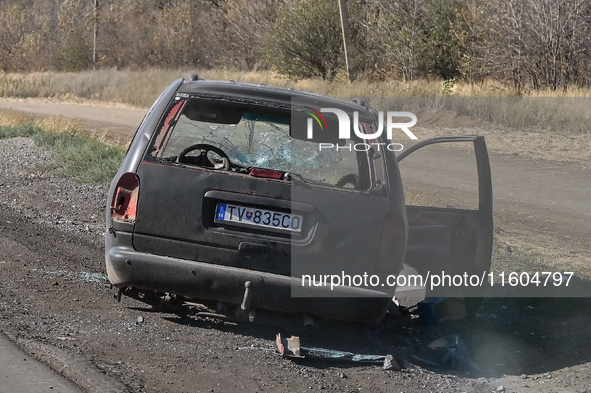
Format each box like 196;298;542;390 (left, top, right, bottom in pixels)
337;0;354;82
93;0;99;68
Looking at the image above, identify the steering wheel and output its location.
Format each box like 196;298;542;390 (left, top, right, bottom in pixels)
176;143;230;170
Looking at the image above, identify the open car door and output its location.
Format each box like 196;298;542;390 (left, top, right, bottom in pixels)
395;136;493;307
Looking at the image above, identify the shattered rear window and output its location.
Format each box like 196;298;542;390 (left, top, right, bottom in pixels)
149;97;379;190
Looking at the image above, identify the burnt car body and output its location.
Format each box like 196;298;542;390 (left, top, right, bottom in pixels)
105;76;493;324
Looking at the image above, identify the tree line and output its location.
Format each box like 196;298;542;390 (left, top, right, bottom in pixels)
1;0;590;90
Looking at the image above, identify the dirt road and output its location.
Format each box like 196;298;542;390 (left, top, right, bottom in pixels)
0;99;590;392
399;142;591;265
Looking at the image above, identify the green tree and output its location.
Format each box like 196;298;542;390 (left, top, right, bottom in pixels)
264;0;344;80
361;0;464;81
56;31;91;72
418;0;463;80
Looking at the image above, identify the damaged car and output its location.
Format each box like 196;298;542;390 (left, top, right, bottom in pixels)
105;75;493;324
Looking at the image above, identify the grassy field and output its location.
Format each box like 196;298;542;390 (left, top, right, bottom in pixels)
0;68;436;106
1;69;591;133
0;110;125;183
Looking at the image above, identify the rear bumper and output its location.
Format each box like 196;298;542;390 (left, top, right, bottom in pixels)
106;233;392;323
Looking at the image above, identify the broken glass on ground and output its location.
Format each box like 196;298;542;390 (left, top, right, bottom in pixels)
276;333;400;370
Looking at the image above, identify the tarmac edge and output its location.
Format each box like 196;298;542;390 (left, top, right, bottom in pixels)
0;328;130;393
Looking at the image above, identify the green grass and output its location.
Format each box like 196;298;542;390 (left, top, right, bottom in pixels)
0;123;125;183
0;123;38;139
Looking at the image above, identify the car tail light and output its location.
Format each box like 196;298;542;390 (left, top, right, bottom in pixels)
111;173;140;223
376;213;407;270
250;168;284;180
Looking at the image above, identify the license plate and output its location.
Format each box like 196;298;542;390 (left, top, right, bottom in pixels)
215;203;303;233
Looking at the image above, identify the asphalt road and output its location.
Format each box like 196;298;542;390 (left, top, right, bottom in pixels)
0;333;82;393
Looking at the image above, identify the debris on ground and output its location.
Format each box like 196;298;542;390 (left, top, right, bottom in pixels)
383;354;401;371
276;334;399;370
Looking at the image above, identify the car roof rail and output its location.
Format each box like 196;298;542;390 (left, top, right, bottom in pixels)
351;97;367;107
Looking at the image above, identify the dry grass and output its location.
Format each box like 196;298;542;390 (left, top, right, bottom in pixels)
3;68;588;161
0;110;81;133
0;68;445;107
3;67;591;100
40;116;111;144
0;110;29;126
6;68;591;108
492;226;591;280
37;116;84;134
2;69;591;140
0;110;113;146
403;188;444;207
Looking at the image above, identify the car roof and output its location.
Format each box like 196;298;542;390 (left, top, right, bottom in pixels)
177;79;370;116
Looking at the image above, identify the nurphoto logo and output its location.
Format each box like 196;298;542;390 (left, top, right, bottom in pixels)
305;108;418;152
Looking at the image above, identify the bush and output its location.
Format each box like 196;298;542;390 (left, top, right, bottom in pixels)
56;31;91;72
264;0;344;80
